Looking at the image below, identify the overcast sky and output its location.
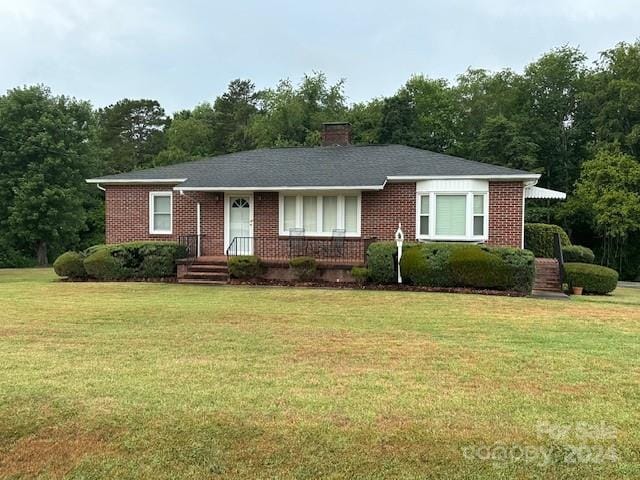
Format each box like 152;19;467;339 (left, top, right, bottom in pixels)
1;0;638;113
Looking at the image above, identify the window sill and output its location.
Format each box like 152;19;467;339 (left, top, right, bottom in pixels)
416;236;487;242
149;231;173;236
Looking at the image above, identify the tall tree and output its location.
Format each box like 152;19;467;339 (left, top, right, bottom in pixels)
380;76;458;153
0;85;97;265
212;79;259;152
567;148;640;276
249;72;347;147
521;46;588;191
579;41;640;158
98;99;168;173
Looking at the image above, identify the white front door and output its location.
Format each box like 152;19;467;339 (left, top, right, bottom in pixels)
226;195;253;254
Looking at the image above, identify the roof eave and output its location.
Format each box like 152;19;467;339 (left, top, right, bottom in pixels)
174;185;385;192
386;174;541;182
86;178;187;184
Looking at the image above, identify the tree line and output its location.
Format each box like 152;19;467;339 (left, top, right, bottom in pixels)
1;41;639;279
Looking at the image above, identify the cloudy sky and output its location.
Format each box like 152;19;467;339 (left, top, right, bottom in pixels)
1;0;638;113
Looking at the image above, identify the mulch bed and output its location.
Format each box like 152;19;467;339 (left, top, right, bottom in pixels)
228;278;527;297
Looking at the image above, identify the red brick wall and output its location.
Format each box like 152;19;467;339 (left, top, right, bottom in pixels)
362;183;416;240
104;185;225;256
104;180;524;257
487;181;524;248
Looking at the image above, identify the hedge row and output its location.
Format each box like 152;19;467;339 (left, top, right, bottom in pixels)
562;245;595;264
564;263;618;294
367;241;535;292
53;242;187;280
524;223;571;258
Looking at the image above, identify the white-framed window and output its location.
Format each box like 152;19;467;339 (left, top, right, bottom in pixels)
279;192;361;236
149;191;172;235
416;192;488;241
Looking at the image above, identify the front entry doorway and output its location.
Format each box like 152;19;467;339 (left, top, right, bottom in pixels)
225;194;253;254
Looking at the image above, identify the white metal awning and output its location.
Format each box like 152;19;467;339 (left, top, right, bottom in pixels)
525;186;566;200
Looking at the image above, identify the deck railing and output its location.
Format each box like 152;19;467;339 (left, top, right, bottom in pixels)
552;232;565;285
226;236;376;265
178;234;201;265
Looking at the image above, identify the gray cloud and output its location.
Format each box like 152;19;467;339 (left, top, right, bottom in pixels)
1;0;638;112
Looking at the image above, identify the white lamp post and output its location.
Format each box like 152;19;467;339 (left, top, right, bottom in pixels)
395;222;404;284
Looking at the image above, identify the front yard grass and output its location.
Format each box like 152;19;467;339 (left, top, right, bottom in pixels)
0;269;638;479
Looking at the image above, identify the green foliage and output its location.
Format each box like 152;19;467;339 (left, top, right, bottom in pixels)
83;247;127;281
249;73;347;147
449;246;511;289
350;267;369;284
562;245;595;264
564;263;619;295
569;148;640;276
228;255;264;279
366;242;401;284
52;251;87;279
399;243;534;292
0;85;98;265
400;243;462;287
524;223;571;258
82;242;185;280
97;99;168;173
289;256;317;281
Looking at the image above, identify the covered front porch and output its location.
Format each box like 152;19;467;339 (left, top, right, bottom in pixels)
179;233;374;266
175;187;373;265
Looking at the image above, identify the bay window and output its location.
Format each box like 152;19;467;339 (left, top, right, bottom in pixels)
416;192;487;241
149;192;172;235
280;193;361;236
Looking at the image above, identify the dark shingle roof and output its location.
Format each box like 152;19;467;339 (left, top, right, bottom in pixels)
87;144;537;188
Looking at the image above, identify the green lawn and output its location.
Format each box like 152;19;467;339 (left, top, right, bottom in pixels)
0;269;638;479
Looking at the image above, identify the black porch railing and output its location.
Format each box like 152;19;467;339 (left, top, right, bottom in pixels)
178;235;201;264
552;232;565;285
226;236;376;265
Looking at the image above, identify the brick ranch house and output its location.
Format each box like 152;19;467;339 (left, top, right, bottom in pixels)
87;122;565;282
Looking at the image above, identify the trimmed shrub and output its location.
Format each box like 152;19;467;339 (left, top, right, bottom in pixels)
228;255;264;279
53;251;87;279
82;241;186;280
289;256;317;281
449;246;511;289
400;243;464;287
367;241;417;284
524;223;571;258
562;245;595;264
351;266;369;284
141;255;175;278
83;247;127;280
398;242;535;292
564;263;618;295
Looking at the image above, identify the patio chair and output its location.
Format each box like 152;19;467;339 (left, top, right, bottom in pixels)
288;228;306;257
321;229;345;259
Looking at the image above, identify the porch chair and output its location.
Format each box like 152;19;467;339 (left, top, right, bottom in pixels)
321;229;345;259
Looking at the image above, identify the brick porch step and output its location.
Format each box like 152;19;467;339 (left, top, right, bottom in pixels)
178;257;229;285
533;258;562;292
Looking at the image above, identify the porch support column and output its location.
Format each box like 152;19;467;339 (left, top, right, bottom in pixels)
197;202;201;257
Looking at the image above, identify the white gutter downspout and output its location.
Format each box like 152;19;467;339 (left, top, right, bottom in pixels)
179;190;202;257
96;183;106;192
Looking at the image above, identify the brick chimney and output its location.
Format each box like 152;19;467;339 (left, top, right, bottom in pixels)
321;122;352;146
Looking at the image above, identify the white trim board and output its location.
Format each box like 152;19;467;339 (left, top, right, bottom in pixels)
87;178;187;184
148;191;173;235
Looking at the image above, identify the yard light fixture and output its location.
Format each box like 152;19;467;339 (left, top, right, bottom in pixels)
395;223;404;284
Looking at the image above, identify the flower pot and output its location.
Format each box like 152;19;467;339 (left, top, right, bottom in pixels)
572;286;584;295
